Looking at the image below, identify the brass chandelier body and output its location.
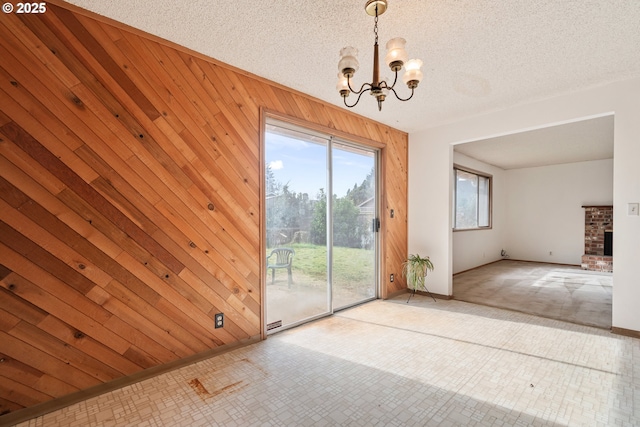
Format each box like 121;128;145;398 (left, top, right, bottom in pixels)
337;0;424;111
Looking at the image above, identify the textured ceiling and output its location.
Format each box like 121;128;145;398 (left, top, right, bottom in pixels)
66;0;639;166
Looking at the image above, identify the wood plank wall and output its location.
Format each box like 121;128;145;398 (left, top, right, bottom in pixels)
0;0;408;416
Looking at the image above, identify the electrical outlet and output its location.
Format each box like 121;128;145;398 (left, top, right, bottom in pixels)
214;313;224;329
390;274;394;282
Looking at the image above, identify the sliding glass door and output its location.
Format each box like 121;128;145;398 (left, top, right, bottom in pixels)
331;142;377;310
265;123;330;331
265;119;378;332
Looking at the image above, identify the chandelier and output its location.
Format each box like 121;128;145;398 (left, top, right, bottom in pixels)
337;0;423;111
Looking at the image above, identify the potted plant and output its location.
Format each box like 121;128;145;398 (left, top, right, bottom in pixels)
402;254;436;302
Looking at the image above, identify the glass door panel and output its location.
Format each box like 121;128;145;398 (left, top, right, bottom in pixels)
331;142;377;310
265;123;330;331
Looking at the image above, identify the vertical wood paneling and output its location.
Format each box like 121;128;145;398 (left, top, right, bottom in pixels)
0;0;408;418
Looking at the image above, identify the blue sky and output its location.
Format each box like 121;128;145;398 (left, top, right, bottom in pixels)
265;131;374;199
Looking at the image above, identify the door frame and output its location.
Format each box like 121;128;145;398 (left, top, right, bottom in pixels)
260;109;386;338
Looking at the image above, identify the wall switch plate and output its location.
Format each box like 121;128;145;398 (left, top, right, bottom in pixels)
628;203;639;216
214;313;224;328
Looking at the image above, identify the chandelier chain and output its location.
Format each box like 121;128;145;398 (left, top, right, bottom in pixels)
374;5;379;44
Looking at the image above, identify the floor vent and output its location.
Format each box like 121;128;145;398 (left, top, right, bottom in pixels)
266;320;282;331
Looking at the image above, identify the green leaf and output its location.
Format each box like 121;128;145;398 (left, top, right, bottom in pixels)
402;254;434;291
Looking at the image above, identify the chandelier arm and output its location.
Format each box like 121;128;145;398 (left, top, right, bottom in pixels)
379;70;399;90
343;87;372;108
390;69;399;89
388;86;415;102
347;75;372;95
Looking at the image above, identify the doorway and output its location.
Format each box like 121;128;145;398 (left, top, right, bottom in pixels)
264;119;378;332
451;115;614;327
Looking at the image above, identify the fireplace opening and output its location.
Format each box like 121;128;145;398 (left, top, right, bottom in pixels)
604;231;613;256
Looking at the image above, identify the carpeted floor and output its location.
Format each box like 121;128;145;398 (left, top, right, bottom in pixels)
453;260;612;329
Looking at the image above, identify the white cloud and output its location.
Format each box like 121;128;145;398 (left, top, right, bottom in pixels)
269;160;284;170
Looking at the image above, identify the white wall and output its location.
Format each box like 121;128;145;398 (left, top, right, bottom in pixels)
408;138;453;290
452;152;506;274
409;77;640;333
504;159;613;265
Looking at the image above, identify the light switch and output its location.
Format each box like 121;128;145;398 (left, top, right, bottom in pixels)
629;203;639;216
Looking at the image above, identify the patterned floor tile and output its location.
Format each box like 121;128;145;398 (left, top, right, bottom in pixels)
12;296;639;427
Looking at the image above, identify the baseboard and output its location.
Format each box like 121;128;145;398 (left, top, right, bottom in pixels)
0;335;261;427
611;327;640;339
505;259;581;268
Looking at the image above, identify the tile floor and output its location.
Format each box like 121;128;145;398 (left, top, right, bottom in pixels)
453;260;613;329
13;295;638;426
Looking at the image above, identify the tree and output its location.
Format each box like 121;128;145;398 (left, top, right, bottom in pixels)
310;189;327;245
266;164;315;246
265;163;281;196
346;166;374;206
333;196;360;247
311;192;364;248
267;164;375;248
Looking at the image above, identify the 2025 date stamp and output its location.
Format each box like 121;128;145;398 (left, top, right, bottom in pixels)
3;2;47;14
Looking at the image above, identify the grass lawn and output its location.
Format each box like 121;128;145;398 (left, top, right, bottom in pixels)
268;243;375;287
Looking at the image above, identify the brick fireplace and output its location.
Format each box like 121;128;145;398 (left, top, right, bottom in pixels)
581;205;613;272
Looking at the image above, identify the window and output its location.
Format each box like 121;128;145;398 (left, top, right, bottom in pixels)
453;166;491;230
